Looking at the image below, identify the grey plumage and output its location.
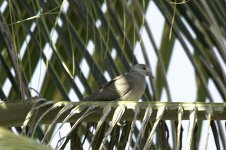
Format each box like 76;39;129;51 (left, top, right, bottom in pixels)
83;64;153;101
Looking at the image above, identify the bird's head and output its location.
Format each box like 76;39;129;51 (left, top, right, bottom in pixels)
131;64;154;78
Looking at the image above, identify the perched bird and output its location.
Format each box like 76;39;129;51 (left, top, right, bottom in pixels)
83;64;153;101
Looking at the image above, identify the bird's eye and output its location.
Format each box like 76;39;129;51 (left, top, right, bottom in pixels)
143;67;146;70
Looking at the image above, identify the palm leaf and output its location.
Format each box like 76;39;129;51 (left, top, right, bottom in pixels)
0;0;225;149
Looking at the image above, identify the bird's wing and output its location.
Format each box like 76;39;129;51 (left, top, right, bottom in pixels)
84;74;134;101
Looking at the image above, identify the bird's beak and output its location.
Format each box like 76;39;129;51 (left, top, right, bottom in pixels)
148;71;154;78
146;67;154;78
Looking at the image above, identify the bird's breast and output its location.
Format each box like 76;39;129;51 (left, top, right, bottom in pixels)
122;73;146;101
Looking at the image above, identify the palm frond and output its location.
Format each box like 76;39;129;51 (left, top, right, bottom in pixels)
0;0;225;149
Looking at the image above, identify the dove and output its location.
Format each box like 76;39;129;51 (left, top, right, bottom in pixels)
83;64;153;101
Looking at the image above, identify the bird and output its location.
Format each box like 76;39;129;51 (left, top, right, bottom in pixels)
83;64;153;101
